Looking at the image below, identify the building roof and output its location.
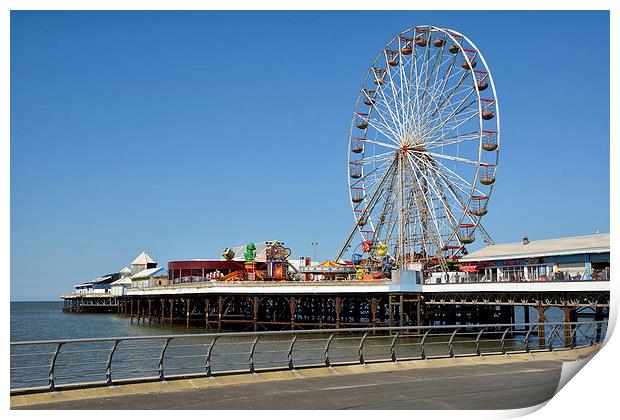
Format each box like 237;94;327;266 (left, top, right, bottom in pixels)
110;277;133;285
131;267;167;280
73;274;113;289
132;251;156;265
460;233;610;262
120;266;132;274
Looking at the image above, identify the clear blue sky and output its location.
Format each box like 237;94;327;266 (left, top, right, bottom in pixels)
10;10;609;301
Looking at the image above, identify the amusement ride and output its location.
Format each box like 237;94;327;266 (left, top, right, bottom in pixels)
336;25;501;277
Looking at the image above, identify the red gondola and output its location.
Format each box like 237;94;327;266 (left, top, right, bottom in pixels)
363;89;376;106
349;161;362;179
479;163;495;185
351;137;364;154
469;195;489;216
386;49;399;67
373;68;386;85
480;99;496;120
355;112;369;129
399;36;413;55
351;187;364;203
461;49;477;70
481;130;498;151
458;223;476;244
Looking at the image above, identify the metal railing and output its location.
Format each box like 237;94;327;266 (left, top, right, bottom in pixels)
425;273;610;284
10;321;606;395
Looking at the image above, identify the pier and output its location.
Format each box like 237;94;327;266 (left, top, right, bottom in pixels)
61;279;609;344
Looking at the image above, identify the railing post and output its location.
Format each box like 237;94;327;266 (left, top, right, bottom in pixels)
500;327;511;354
523;326;533;353
358;332;369;364
205;336;219;376
390;332;400;362
48;342;63;391
548;325;560;351
248;337;259;374
287;335;297;370
448;328;460;358
158;338;172;381
105;340;120;386
324;334;335;367
420;329;431;359
475;328;486;356
570;323;581;349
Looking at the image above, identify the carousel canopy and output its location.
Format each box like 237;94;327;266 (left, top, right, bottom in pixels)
300;260;356;274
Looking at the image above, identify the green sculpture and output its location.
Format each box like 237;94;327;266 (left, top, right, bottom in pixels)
244;243;256;261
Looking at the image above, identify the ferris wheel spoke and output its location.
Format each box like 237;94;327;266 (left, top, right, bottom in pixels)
419;39;446;117
395;49;415;137
417;83;474;138
405;155;446;251
428;70;469;120
425;131;480;149
423;93;478;139
422;80;473;127
411;156;463;246
424;151;479;166
382;50;410;138
372;84;406;142
417;53;457;132
408;155;459;245
364;117;402;145
362;137;399;151
424;108;479;143
355;163;395;193
428;157;486;197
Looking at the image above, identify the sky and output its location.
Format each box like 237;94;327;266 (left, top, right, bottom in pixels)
10;10;610;301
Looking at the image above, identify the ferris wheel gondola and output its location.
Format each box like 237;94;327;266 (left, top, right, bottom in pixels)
337;25;500;273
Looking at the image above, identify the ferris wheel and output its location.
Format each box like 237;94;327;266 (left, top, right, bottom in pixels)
337;25;500;272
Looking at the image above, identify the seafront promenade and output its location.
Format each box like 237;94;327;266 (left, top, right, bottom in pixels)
12;345;599;409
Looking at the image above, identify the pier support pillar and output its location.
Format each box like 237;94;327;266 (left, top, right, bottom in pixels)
252;296;260;331
130;299;134;323
335;297;341;328
288;297;296;330
170;299;174;326
536;305;546;348
148;300;152;325
370;298;378;328
186;298;191;329
595;307;604;342
217;296;224;332
416;297;421;330
563;305;576;347
205;298;210;330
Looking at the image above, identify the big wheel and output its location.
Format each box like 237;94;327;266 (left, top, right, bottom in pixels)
342;25;500;272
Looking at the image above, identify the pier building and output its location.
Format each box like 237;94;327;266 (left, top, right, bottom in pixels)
426;233;611;284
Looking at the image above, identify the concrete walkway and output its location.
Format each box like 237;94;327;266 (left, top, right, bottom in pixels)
12;347;598;410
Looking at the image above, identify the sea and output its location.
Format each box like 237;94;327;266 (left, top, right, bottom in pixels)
10;301;197;342
11;301;576;342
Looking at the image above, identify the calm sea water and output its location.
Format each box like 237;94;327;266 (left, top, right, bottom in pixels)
10;301;196;342
11;301;570;342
